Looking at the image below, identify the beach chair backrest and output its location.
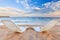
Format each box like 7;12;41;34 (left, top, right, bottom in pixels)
1;20;21;32
41;20;58;31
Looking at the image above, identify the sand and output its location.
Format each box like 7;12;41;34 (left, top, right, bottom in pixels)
0;25;60;40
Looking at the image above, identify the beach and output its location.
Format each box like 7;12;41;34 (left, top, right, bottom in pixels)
0;25;60;40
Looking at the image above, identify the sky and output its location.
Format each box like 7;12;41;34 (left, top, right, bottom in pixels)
0;0;60;14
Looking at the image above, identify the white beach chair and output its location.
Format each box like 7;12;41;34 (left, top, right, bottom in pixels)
1;20;21;32
39;20;60;40
41;20;58;31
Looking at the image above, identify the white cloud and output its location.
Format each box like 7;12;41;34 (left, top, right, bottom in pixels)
32;7;41;11
16;0;20;3
43;2;51;8
16;0;41;12
0;7;26;17
43;1;60;12
19;0;30;9
0;7;60;17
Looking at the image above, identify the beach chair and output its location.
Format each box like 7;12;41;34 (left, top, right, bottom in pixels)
41;20;58;31
39;20;60;40
1;20;21;32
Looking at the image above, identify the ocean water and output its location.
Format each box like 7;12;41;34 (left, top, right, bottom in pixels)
0;17;54;25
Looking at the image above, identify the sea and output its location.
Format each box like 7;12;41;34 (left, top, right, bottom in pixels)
0;17;60;25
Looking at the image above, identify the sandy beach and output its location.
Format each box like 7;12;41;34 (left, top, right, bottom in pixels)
0;25;60;40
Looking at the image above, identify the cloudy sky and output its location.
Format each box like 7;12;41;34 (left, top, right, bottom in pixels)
0;0;60;17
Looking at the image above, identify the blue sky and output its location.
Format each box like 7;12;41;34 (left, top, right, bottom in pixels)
0;0;59;9
0;0;23;9
0;0;60;13
28;0;58;7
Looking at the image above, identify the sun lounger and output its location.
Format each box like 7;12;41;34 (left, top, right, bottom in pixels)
41;20;58;31
39;20;60;40
1;20;21;32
